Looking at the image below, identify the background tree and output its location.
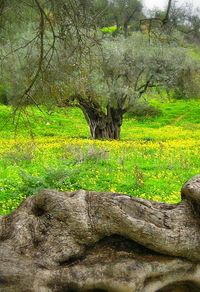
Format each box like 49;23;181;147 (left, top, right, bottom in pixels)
56;34;195;139
144;0;200;43
95;0;143;36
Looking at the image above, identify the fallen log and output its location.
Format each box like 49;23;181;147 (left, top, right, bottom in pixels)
1;175;200;291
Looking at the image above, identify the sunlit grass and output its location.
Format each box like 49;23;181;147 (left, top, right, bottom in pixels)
0;99;200;214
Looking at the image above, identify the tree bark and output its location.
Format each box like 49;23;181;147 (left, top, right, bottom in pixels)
124;21;129;38
89;119;121;140
88;107;122;140
88;113;122;140
78;96;123;139
1;175;200;291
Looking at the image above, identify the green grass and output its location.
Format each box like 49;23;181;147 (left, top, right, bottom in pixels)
0;98;200;214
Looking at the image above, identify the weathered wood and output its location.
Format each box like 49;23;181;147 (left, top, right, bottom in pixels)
1;175;200;291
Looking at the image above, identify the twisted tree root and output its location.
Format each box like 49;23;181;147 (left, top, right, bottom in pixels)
1;175;200;291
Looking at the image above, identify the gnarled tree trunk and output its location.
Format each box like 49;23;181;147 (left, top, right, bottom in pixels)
87;107;123;140
79;99;123;140
88;115;122;140
1;175;200;291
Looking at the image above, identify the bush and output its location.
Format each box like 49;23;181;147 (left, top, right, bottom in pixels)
0;84;10;105
18;167;73;196
173;68;200;99
127;101;161;118
3;143;35;165
100;26;118;34
63;145;109;164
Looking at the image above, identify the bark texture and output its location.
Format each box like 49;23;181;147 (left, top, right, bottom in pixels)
1;175;200;291
76;95;123;140
84;108;123;140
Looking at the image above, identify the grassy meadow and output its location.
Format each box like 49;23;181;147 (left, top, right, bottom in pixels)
0;98;200;214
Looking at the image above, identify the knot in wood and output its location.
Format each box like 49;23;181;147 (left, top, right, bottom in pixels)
181;175;200;209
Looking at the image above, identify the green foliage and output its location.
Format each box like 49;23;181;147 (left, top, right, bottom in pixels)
18;167;74;196
0;84;9;105
65;33;194;118
126;101;162;118
173;68;200;99
93;0;143;34
3;143;35;165
0;194;25;215
101;26;118;34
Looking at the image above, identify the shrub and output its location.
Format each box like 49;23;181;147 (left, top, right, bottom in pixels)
63;145;109;164
127;101;161;118
173;68;200;99
0;84;10;105
18;167;72;196
100;26;118;34
3;143;35;165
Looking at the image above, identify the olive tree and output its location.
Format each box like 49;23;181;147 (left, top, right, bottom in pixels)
94;0;143;36
57;33;195;139
0;0;99;107
0;0;199;139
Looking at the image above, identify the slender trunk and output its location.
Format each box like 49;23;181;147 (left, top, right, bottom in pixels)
112;16;120;36
115;16;120;31
124;20;129;38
